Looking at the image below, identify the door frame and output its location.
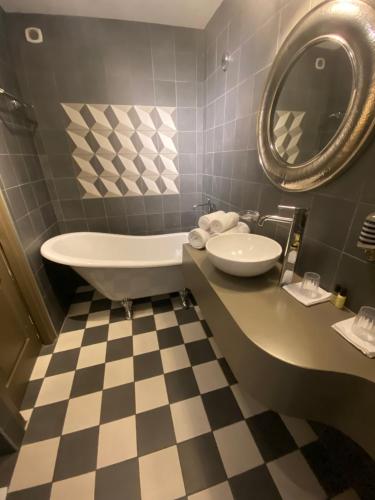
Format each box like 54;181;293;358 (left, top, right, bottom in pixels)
0;190;56;345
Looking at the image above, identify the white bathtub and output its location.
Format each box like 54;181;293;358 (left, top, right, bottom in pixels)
41;232;189;304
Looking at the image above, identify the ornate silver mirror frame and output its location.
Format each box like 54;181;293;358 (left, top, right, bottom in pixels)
257;0;375;192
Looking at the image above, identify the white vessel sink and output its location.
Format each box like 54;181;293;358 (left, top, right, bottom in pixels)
205;233;282;277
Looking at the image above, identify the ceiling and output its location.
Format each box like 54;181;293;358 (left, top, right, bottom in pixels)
0;0;223;29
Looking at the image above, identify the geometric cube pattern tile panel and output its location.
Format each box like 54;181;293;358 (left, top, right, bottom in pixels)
62;104;179;198
273;110;305;165
4;288;365;499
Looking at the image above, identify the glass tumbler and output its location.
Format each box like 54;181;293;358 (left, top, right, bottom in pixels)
352;306;375;342
301;272;320;298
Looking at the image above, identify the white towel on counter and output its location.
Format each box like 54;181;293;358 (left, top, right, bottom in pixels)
188;228;211;249
214;221;249;235
210;212;239;234
332;317;375;358
283;282;332;306
198;211;225;231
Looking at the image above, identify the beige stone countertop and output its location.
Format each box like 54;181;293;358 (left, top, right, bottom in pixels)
184;245;375;385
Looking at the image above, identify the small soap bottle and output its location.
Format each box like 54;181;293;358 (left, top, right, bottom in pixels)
335;287;347;309
331;284;341;305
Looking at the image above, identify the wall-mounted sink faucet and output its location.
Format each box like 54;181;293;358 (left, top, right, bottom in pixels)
193;198;217;214
258;205;309;285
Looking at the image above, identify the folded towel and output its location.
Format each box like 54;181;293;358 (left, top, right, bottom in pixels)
283;282;332;306
210;212;239;234
332;317;375;358
198;211;225;231
188;228;211;249
214;221;250;235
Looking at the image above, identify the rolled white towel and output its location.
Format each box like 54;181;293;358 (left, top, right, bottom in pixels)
188;228;211;249
211;212;239;234
198;210;225;231
222;221;250;235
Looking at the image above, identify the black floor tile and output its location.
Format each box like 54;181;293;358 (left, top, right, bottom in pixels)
61;315;88;333
201;320;213;337
229;465;282;500
53;427;99;481
6;483;52;500
178;433;226;495
82;325;108;346
95;458;141;500
23;401;68;444
136;405;176;456
165;367;200;403
39;343;55;356
175;308;199;325
109;307;127;323
105;337;133;362
90;298;112;312
70;364;105;398
157;326;184;349
301;440;349;497
134;351;163;381
247;411;297;462
185;339;216;366
71;291;94;304
100;384;135;424
218;358;237;385
20;379;43;410
45;349;79;376
202;387;243;430
132;315;156;335
152;298;173;314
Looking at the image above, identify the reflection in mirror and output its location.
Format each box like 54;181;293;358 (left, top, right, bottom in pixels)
271;39;353;165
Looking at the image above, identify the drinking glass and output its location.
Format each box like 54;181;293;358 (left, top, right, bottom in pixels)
352;306;375;342
301;272;320;298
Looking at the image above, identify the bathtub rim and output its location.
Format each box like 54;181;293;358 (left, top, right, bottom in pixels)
41;232;189;269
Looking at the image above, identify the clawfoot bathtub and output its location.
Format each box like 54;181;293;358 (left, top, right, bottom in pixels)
41;232;189;318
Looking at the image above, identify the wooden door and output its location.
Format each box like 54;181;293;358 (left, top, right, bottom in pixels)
0;244;40;407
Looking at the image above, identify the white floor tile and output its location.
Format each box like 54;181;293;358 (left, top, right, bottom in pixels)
35;372;74;407
135;375;168;413
133;331;159;355
29;354;52;381
230;384;266;418
160;344;190;373
97;416;137;468
0;488;7;500
86;310;110;328
139;446;185;500
268;450;326;500
103;357;134;389
154;311;178;330
108;320;132;340
180;321;207;343
331;490;361;500
9;438;60;492
280;415;317;447
68;302;91;316
54;330;84;353
133;302;153;318
188;481;234;500
77;342;107;369
171;396;211;443
51;472;95;500
214;421;263;477
62;392;102;434
193;360;228;394
194;305;204;320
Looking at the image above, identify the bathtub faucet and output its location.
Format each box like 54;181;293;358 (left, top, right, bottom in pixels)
193;198;217;214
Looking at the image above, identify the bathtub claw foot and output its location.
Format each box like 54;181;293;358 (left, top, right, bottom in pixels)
121;299;133;320
179;289;191;309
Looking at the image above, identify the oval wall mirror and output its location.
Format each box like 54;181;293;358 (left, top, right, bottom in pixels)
258;0;375;192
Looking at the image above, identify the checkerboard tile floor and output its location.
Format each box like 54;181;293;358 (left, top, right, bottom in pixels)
2;286;372;499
